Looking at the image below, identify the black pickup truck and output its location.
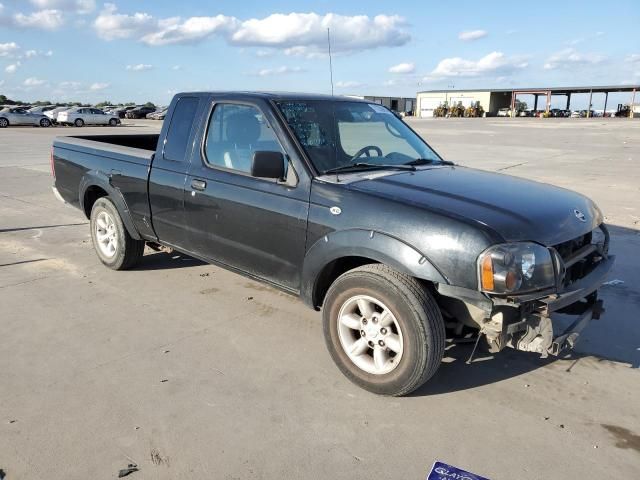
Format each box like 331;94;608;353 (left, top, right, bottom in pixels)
52;92;614;396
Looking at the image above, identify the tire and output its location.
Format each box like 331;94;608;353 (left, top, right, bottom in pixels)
109;118;118;126
0;118;9;128
89;197;145;270
74;118;84;127
40;118;51;127
323;264;445;396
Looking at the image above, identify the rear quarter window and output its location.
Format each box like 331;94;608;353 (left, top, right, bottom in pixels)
164;97;199;162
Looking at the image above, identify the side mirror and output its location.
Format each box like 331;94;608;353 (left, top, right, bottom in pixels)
251;151;285;180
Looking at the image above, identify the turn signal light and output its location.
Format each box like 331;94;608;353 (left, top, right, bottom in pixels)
481;255;494;291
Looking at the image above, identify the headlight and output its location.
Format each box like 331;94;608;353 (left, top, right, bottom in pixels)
478;242;555;294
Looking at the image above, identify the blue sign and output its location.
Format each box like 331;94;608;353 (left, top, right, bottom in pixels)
427;461;490;480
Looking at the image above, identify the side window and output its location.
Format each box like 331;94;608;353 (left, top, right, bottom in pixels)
163;97;199;162
204;103;284;174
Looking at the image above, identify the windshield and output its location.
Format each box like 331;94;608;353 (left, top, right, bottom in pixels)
275;100;443;174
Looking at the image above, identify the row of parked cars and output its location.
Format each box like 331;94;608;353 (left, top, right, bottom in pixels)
496;108;606;118
0;104;168;128
100;105;167;120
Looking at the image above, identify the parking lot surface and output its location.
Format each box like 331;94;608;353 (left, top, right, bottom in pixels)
1;119;639;479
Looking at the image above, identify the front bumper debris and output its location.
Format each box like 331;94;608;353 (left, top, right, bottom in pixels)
485;254;615;357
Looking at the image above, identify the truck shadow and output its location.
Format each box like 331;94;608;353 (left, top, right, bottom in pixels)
411;343;559;396
135;250;205;271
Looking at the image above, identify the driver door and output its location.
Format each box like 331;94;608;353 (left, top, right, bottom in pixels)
183;97;310;291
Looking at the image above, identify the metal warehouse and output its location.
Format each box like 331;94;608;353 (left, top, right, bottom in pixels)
348;95;416;114
417;85;638;117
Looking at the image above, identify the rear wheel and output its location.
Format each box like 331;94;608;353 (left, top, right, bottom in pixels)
74;118;84;127
323;264;445;396
90;197;145;270
0;118;9;128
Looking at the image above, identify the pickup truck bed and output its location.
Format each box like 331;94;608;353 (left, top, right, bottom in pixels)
53;134;160;240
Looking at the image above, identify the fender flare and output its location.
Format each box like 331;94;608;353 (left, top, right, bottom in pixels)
79;171;142;240
301;229;448;308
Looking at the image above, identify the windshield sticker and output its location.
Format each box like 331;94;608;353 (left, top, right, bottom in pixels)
369;104;393;115
427;462;489;480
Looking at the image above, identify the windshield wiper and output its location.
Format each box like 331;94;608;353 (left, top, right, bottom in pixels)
405;158;454;166
325;162;416;175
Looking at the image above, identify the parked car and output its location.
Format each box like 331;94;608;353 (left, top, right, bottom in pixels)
111;106;137;118
125;106;157;119
0;106;51;127
45;107;71;124
497;107;511;117
146;108;167;120
57;107;121;127
28;105;57;115
51;92;614;396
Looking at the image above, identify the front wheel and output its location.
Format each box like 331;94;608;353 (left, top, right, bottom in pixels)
323;264;445;396
108;118;118;126
90;197;145;270
40;118;51;127
74;118;84;127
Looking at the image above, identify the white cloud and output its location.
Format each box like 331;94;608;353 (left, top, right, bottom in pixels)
93;6;411;54
126;63;153;71
255;49;274;57
252;65;305;76
458;30;487;41
24;49;53;58
89;82;109;90
59;80;82;89
626;54;640;64
427;51;528;79
24;77;46;86
230;13;410;55
543;48;607;70
0;41;20;57
141;15;238;46
335;80;363;89
94;4;235;45
388;62;415;74
13;9;64;29
171;65;181;70
5;61;21;73
29;0;95;14
94;3;155;40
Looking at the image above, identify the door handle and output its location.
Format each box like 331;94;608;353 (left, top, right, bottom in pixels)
191;179;207;191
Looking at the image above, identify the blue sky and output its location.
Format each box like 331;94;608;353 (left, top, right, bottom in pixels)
0;0;638;106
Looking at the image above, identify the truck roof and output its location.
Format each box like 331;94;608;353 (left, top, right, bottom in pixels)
174;91;370;103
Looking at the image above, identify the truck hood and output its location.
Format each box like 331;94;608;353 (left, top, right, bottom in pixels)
348;166;602;246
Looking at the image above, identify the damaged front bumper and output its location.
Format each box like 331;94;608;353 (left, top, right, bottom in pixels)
437;235;615;357
488;253;615;357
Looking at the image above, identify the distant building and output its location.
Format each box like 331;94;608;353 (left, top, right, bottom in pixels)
417;85;639;118
348;95;416;114
417;89;511;117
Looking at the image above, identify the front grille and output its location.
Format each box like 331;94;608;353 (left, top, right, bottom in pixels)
553;226;606;288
